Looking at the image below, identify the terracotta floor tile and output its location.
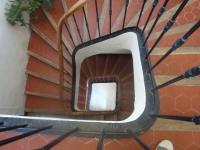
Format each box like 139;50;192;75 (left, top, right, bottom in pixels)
191;95;200;113
28;134;48;149
175;95;192;113
39;133;58;143
172;131;194;149
193;132;200;146
124;140;143;150
2;138;29;150
140;131;154;145
0;133;6;141
52;136;97;150
104;140;125;150
186;144;200;150
81;139;98;150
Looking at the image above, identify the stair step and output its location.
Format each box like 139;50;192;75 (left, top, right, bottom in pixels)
151;54;200;75
25;91;59;100
25;95;66;115
45;0;64;23
159;85;200;116
27;55;59;79
155;75;200;86
26;76;60;96
148;22;197;41
26;70;59;85
147;0;198;34
31;25;56;50
109;0;125;32
41;7;57;30
28;32;59;64
151;47;200;55
147;28;199;48
31;8;57;43
151;118;200;131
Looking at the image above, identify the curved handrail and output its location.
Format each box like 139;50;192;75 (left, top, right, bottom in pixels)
57;0;89;46
57;0;90;104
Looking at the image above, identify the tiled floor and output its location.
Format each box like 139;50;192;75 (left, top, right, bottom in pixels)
0;130;200;150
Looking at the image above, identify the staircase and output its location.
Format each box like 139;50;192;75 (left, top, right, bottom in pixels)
77;54;134;120
0;0;200;149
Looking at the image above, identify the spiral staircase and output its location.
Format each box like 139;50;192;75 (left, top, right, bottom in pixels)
0;0;200;149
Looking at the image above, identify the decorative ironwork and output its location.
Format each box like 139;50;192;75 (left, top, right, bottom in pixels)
137;0;147;27
143;0;169;46
153;66;200;90
142;0;158;34
64;22;76;47
0;125;52;146
150;21;200;71
146;0;189;58
37;128;78;150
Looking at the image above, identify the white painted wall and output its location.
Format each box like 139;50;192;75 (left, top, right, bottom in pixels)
74;32;146;123
0;0;30;115
89;82;117;111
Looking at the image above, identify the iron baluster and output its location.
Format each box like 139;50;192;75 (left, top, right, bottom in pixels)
0;124;28;132
73;14;83;43
82;7;91;40
137;0;147;27
95;0;101;37
142;0;158;34
122;0;129;29
109;0;112;34
143;0;169;46
153;66;200;90
146;0;189;58
127;129;150;150
149;21;200;71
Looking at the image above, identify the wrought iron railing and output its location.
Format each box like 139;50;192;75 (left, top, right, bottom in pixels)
0;0;199;149
57;0;199;115
56;0;200;147
5;0;196;148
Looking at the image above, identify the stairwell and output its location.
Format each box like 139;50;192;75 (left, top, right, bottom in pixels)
0;0;200;149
